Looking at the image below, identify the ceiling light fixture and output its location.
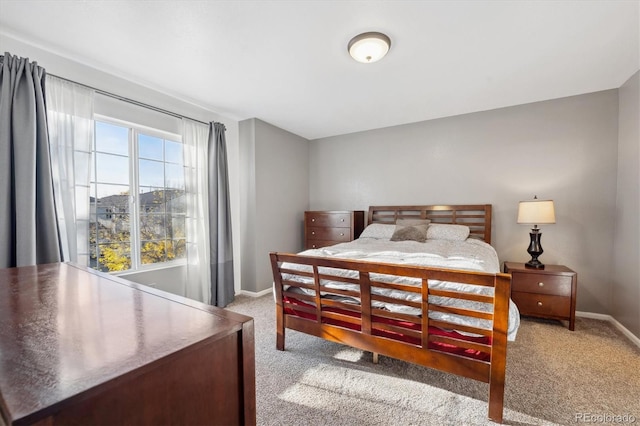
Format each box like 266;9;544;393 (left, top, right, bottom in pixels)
348;32;391;63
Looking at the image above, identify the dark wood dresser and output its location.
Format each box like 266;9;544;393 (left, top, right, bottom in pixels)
504;261;577;330
304;210;365;249
0;263;256;426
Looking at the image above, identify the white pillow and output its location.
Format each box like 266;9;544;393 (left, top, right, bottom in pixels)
426;224;470;241
359;223;396;240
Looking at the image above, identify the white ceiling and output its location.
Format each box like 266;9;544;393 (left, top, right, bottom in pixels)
0;1;638;140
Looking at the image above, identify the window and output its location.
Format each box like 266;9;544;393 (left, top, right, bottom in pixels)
89;119;186;272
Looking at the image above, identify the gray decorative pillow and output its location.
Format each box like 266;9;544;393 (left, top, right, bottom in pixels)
390;225;428;242
426;224;470;241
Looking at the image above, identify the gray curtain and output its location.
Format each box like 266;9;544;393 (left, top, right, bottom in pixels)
0;53;61;268
208;122;234;307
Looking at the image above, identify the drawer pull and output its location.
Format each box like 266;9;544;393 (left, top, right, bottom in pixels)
311;231;315;235
340;233;344;236
311;244;317;248
538;282;544;287
311;218;315;222
537;301;543;306
340;218;345;222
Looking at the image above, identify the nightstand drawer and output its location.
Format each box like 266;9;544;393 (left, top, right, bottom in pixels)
307;227;351;242
512;291;571;318
511;272;572;297
306;212;352;228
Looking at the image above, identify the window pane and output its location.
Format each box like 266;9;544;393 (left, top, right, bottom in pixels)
140;214;165;241
75;151;91;185
94;183;129;244
90;180;131;273
89;216;97;246
96;122;129;155
94;183;129;202
98;243;131;272
139;188;165;207
76;186;90;219
139;159;164;187
89;243;98;269
165;163;185;190
96;214;130;243
96;153;129;185
140;240;168;265
170;239;186;260
139;134;163;161
166;190;186;214
165;140;183;165
168;215;185;239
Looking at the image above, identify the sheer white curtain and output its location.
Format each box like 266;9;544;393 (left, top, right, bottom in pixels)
183;119;211;303
46;76;94;264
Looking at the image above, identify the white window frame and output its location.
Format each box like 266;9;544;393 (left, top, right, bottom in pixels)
92;114;187;274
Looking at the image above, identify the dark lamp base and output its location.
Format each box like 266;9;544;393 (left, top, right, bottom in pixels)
525;227;545;269
525;260;545;269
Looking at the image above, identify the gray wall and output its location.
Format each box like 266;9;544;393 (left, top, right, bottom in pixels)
612;71;640;337
310;91;620;315
239;118;309;292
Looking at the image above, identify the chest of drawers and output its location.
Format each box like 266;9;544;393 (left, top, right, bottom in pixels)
0;263;256;425
504;262;577;330
304;210;365;250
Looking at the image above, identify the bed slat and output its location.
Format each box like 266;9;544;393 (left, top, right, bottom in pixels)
429;304;494;320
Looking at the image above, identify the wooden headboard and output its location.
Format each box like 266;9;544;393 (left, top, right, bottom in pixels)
367;204;493;244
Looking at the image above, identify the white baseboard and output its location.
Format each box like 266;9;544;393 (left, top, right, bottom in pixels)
239;287;272;298
576;311;640;349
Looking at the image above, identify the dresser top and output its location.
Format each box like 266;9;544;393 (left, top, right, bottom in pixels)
0;262;252;425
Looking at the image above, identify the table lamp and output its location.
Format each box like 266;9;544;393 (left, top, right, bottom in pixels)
517;196;556;269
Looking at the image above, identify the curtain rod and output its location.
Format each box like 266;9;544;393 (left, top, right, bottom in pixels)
48;73;212;127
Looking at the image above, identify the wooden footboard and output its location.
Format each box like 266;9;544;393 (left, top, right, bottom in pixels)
270;252;511;423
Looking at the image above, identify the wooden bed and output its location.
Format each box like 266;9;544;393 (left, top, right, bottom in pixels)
270;205;512;423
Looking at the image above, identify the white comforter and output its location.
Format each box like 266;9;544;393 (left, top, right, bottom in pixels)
281;237;520;341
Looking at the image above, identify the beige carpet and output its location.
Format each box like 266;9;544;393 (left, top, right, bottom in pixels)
227;294;640;425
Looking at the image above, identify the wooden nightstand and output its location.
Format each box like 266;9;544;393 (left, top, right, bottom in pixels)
304;211;365;250
503;262;578;331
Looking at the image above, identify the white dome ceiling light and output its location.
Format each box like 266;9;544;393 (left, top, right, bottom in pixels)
348;32;391;63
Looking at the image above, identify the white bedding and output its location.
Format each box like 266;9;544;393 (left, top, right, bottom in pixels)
280;236;520;341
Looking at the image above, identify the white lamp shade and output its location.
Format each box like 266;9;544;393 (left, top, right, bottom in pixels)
517;199;556;224
348;32;391;63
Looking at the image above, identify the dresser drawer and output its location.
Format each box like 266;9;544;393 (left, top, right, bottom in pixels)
306;240;342;249
307;227;351;242
511;272;572;297
306;212;352;228
512;291;571;318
